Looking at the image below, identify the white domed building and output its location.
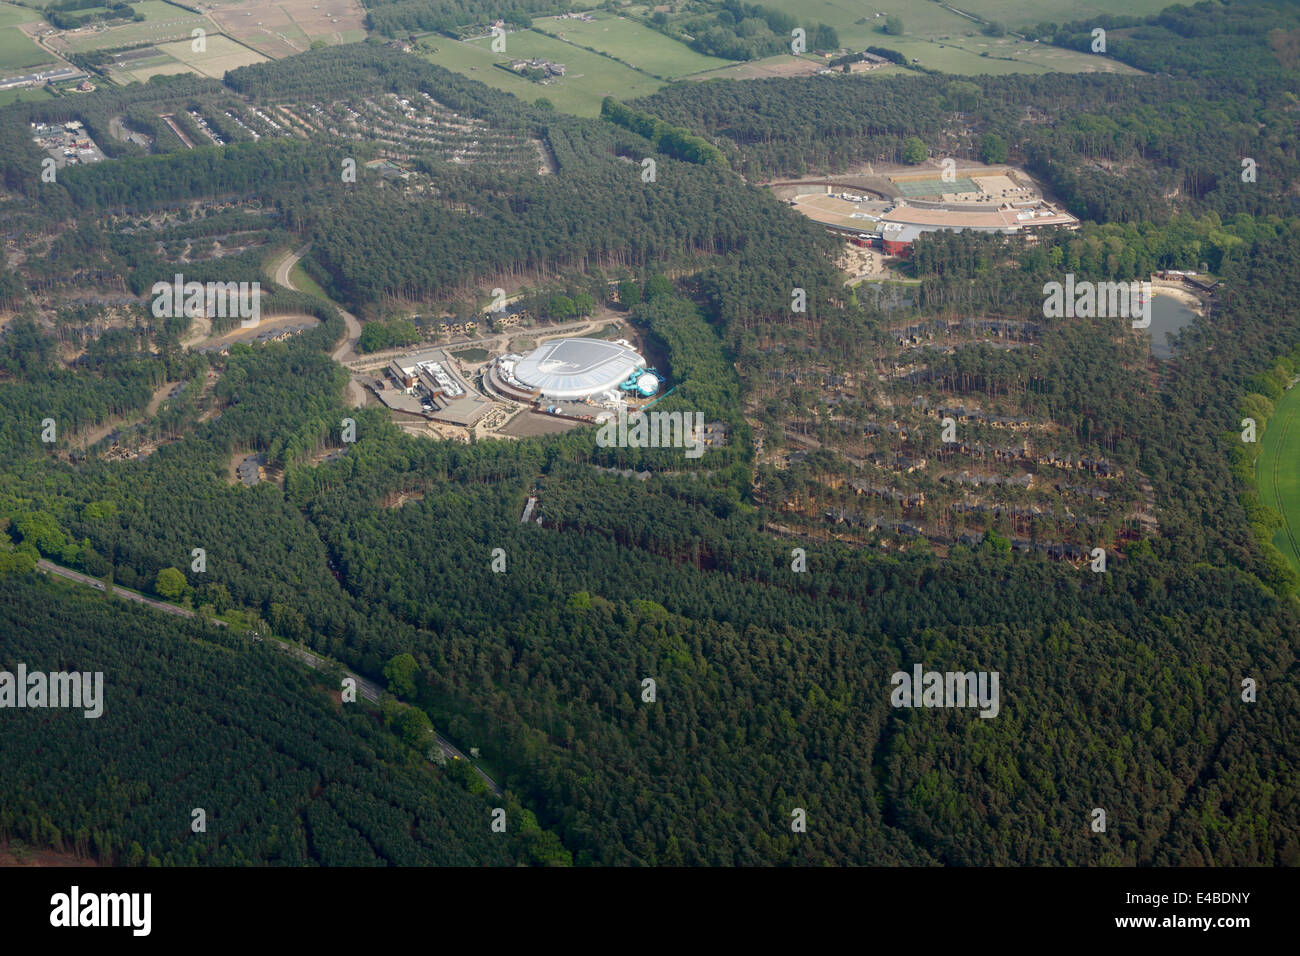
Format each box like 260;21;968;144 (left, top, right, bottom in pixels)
490;337;652;403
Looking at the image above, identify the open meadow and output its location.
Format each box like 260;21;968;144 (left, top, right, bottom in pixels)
533;13;735;79
61;1;214;54
155;33;267;78
0;1;55;73
1258;382;1300;582
426;29;667;116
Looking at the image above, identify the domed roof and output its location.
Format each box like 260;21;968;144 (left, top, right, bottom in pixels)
513;338;647;399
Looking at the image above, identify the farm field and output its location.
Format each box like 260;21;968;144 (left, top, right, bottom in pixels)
155;33;267;77
935;33;1141;72
955;0;1176;29
751;0;1177;41
1257;381;1300;582
105;50;191;84
421;3;1150;97
0;1;55;73
207;0;366;59
61;2;214;53
0;2;41;29
0;82;54;103
765;1;975;45
533;13;735;79
0;28;52;71
686;1;1154;74
868;34;1139;74
426;30;666;116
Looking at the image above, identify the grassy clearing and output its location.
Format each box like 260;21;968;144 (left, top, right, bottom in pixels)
1257;382;1300;580
710;1;1148;74
753;0;1175;40
0;2;41;28
288;260;329;301
754;1;972;47
0;3;53;72
155;33;266;77
0;83;54;103
0;26;51;70
424;31;665;116
64;3;214;53
110;56;191;84
956;0;1175;30
534;13;735;78
424;2;1148;100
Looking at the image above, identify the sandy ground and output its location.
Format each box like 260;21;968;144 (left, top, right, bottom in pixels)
145;380;179;416
180;313;213;349
1150;279;1205;313
840;244;893;282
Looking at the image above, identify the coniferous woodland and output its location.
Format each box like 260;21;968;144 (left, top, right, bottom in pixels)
1;3;1299;866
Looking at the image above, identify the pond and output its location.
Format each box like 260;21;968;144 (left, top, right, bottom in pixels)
1144;294;1200;359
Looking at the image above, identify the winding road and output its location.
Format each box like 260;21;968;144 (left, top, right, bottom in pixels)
271;245;367;408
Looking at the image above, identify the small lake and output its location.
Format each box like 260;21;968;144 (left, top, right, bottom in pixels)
1144;295;1200;359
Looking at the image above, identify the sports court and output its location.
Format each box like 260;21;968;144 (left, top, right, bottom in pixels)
893;176;978;197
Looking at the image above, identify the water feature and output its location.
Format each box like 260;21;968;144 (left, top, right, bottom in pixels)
1144;294;1199;359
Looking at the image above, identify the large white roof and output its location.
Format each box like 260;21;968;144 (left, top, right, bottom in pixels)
513;337;645;399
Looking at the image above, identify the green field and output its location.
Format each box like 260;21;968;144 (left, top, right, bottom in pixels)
125;0;200;21
0;1;40;28
107;51;189;83
0;82;53;103
701;1;1153;74
752;1;1179;40
156;32;266;77
288;260;329;301
534;13;735;79
63;1;214;53
895;176;978;195
425;31;666;116
955;0;1178;30
762;1;972;45
0;1;54;72
1257;382;1300;581
844;33;1138;75
0;28;51;70
426;1;1149;106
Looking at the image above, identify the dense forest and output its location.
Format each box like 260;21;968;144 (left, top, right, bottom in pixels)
0;574;550;866
1;8;1299;866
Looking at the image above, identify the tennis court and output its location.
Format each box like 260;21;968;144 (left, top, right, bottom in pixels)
893;177;978;197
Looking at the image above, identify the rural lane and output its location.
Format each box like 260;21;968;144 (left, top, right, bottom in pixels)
271;245;367;407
